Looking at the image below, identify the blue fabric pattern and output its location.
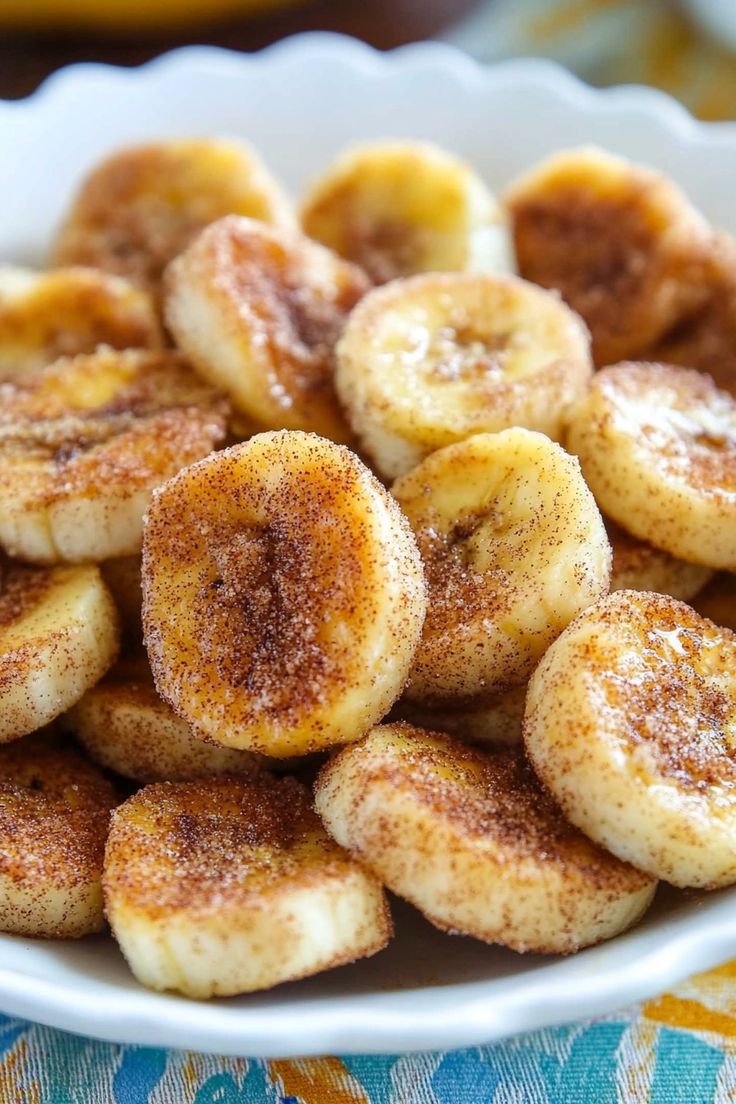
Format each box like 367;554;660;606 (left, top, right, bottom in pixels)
0;1012;733;1103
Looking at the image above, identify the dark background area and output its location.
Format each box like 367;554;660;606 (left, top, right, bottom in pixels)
0;0;480;99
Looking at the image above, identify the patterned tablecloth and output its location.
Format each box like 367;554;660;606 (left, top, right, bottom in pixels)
6;1;736;1099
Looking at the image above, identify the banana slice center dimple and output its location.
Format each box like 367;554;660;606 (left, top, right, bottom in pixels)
603;626;736;791
617;390;736;449
0;413;137;461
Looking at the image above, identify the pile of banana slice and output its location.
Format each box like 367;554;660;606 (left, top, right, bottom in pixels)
0;135;734;999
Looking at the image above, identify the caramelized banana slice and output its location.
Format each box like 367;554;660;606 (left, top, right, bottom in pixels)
392;429;610;704
164;215;370;442
104;775;391;997
0;266;162;381
395;685;526;747
0;730;117;938
504;147;711;366
525;591;736;888
316;724;655;954
143;431;427;757
607;518;712;600
567;361;736;570
53;138;296;293
692;573;736;631
0;559;118;742
65;654;263;783
301;140;514;283
0;347;228;563
336;272;592;479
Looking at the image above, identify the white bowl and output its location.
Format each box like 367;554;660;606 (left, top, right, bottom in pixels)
2;33;736;1058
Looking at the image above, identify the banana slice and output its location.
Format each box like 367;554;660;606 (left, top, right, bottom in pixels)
0;558;119;742
99;556;143;647
143;430;427;757
0;730;117;938
648;233;736;396
395;685;525;747
607;518;713;600
567;361;736;571
335;271;592;479
692;573;736;631
525;590;736;888
104;774;391;997
301;140;514;284
503;146;711;367
315;723;655;954
164;215;370;443
0;265;162;381
0;347;228;563
65;654;263;783
53;138;296;294
392;429;610;704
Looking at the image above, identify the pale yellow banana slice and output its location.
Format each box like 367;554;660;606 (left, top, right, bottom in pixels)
567;361;736;571
65;654;263;783
164;215;370;443
301;140;514;284
693;573;736;631
0;559;119;742
0;730;117;938
0;265;162;381
99;556;143;648
104;774;391;997
53;138;296;294
142;431;427;757
0;347;228;563
395;685;525;747
503;146;711;367
648;232;736;396
316;723;655;954
392;429;610;704
525;590;736;888
607;518;712;600
335;272;592;479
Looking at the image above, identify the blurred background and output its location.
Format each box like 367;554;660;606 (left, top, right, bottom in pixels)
2;0;736;118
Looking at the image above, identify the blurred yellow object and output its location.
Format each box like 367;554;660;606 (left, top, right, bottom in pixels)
1;0;307;31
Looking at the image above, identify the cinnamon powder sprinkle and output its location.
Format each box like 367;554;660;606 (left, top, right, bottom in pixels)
105;775;367;919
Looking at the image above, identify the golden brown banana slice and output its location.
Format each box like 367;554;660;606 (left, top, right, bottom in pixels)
0;559;119;742
504;147;711;366
301;140;514;284
143;431;427;757
316;724;655;954
335;271;592;479
607;518;713;600
525;590;736;888
0;265;162;381
164;215;370;442
648;232;736;396
567;361;736;570
0;347;228;563
53;138;296;294
65;654;263;783
692;573;736;631
104;774;391;997
392;429;610;704
99;556;143;647
395;685;526;747
0;730;117;938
